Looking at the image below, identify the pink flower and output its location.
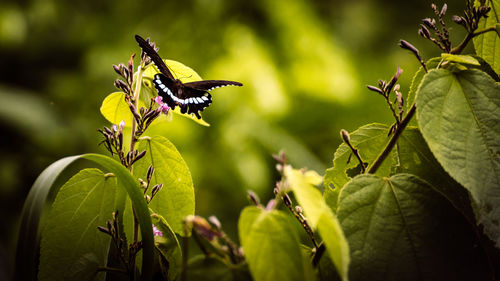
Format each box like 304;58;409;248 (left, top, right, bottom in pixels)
154;96;170;115
152;224;162;237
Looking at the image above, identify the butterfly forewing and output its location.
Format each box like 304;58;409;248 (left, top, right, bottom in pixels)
135;35;175;80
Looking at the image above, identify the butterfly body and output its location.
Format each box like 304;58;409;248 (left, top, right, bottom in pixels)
135;35;242;119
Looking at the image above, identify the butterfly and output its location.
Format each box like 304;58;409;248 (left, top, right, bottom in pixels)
135;35;243;119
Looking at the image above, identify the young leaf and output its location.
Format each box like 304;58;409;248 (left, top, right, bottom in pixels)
415;68;500;245
337;174;491;281
441;53;480;65
324;123;392;191
151;214;182;281
473;0;500;74
238;206;308;281
135;136;195;236
286;167;349;281
38;169;117;281
100;92;146;126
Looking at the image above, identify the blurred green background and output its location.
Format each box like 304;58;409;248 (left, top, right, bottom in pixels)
0;0;469;277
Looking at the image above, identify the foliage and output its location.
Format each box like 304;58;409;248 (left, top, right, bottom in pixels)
12;0;500;281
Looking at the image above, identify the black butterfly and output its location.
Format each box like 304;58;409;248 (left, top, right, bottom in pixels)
135;35;243;119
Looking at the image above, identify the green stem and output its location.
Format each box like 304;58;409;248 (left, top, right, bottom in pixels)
128;63;145;281
366;103;416;174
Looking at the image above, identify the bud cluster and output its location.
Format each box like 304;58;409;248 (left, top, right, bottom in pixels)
418;3;451;53
453;0;491;33
139;165;163;203
97;211;134;274
367;67;405;127
125;95;163;139
113;54;136;95
97;120;147;168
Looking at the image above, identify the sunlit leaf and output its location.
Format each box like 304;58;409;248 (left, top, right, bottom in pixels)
238;206;307;281
100;92;147;127
15;154;154;281
286;167;349;281
38;169;117;281
473;0;500;74
337;174;491;281
416;68;500;245
135;136;195;236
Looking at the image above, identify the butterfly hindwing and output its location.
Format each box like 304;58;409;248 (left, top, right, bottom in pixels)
184;80;243;91
153;74;212;115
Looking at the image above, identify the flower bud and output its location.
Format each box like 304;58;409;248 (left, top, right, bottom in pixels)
340;129;350;143
367;85;384;95
439;4;447;17
248;190;260;206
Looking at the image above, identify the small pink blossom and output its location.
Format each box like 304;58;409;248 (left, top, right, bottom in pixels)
154;96;170;115
152;224;162;237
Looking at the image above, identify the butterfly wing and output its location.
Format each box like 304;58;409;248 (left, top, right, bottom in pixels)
135;35;175;80
184;80;243;91
153;74;212;118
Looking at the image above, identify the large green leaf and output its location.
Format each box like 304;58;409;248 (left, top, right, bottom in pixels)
394;127;475;224
473;0;500;74
134;136;195;236
286;167;349;281
337;174;490;281
151;214;182;281
407;58;441;109
238;206;307;281
38;169;117;281
324;123;392;191
14;154;154;281
415;68;500;245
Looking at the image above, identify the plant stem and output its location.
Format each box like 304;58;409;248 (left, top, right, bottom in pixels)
181;235;189;281
128;63;145;280
130;65;145;151
366;103;416;174
450;26;497;54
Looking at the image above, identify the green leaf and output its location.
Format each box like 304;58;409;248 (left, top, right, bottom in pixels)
100;92;146;127
286;167;349;281
473;0;500;74
394;127;475;224
38;169;117;281
135;136;195;236
238;207;307;281
337;174;491;281
324;123;392;190
15;154;154;281
151;214;182;281
15;156;82;281
441;53;480;65
415;68;500;245
186;255;252;281
407;58;441;109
